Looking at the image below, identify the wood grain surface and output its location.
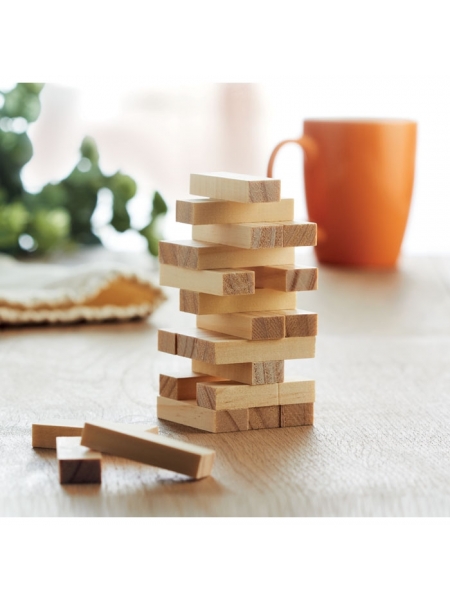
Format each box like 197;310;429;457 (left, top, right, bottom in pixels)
1;252;450;516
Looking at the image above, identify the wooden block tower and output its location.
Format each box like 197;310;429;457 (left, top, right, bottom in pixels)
157;172;318;433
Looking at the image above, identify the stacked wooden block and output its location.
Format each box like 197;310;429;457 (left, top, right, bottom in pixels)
157;172;318;433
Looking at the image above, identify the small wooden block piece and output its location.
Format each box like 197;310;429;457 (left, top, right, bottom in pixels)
158;329;177;355
190;172;281;204
32;420;83;449
248;406;280;430
159;327;316;364
283;310;318;337
56;436;102;484
160;264;254;296
176;197;294;225
252;265;318;292
197;381;278;410
282;222;317;247
32;420;159;449
280;403;314;427
159;372;224;400
157;396;248;433
192;359;284;385
81;420;215;479
196;311;285;340
193;223;283;249
180;289;297;315
159;240;295;270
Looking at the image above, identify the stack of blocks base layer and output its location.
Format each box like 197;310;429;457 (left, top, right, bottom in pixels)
157;172;318;433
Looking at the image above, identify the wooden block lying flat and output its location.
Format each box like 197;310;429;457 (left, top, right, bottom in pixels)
32;420;158;449
56;437;102;484
159;372;224;400
278;380;315;405
32;420;84;449
190;172;281;204
192;222;317;249
180;289;297;315
282;222;317;247
248;406;280;430
81;421;215;479
196;312;285;340
157;396;248;433
176;197;294;225
281;309;318;337
159;240;294;270
280;403;314;427
193;223;283;249
192;360;284;385
197;381;278;410
160;264;254;296
159;327;316;364
251;265;318;292
158;329;177;355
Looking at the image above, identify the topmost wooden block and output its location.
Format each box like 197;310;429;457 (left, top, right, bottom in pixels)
190;173;281;204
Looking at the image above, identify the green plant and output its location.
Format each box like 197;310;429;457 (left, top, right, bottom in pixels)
0;83;167;256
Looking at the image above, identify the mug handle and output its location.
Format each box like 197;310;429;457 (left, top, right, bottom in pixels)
266;135;318;178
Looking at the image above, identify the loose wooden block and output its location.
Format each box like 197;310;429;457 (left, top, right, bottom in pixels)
282;309;318;338
282;222;317;247
157;396;248;433
81;421;215;479
196;311;285;340
248;406;281;430
176;197;294;225
159;327;316;364
251;265;318;292
280;403;314;427
32;419;159;449
180;289;297;315
158;329;177;355
56;436;102;484
278;380;315;405
190;172;281;204
197;381;278;410
160;264;254;296
159;240;295;270
159;372;224;400
193;223;283;249
192;359;284;385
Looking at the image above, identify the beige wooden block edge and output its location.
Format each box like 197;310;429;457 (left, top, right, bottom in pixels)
190;172;281;204
176;197;294;225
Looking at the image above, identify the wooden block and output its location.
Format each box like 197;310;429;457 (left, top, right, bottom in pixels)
176;197;294;225
157;396;248;433
196;312;285;340
159;372;224;400
158;329;177;355
197;381;278;410
180;289;297;315
282;309;318;337
32;419;159;449
81;421;215;479
282;222;317;247
248;406;280;430
192;359;284;385
251;265;318;292
159;240;294;270
190;172;281;203
278;380;315;405
193;223;283;249
280;403;314;427
160;264;254;296
56;436;102;484
159;327;316;364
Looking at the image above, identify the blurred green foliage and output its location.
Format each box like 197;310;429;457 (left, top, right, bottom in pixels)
0;83;167;256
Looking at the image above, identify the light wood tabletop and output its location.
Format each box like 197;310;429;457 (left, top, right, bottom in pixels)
1;252;449;517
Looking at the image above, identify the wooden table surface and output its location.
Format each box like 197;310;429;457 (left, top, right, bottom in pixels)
1;253;450;517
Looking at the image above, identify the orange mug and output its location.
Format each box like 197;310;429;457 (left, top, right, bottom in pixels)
267;119;417;268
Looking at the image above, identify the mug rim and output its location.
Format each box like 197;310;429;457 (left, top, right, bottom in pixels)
304;118;416;125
